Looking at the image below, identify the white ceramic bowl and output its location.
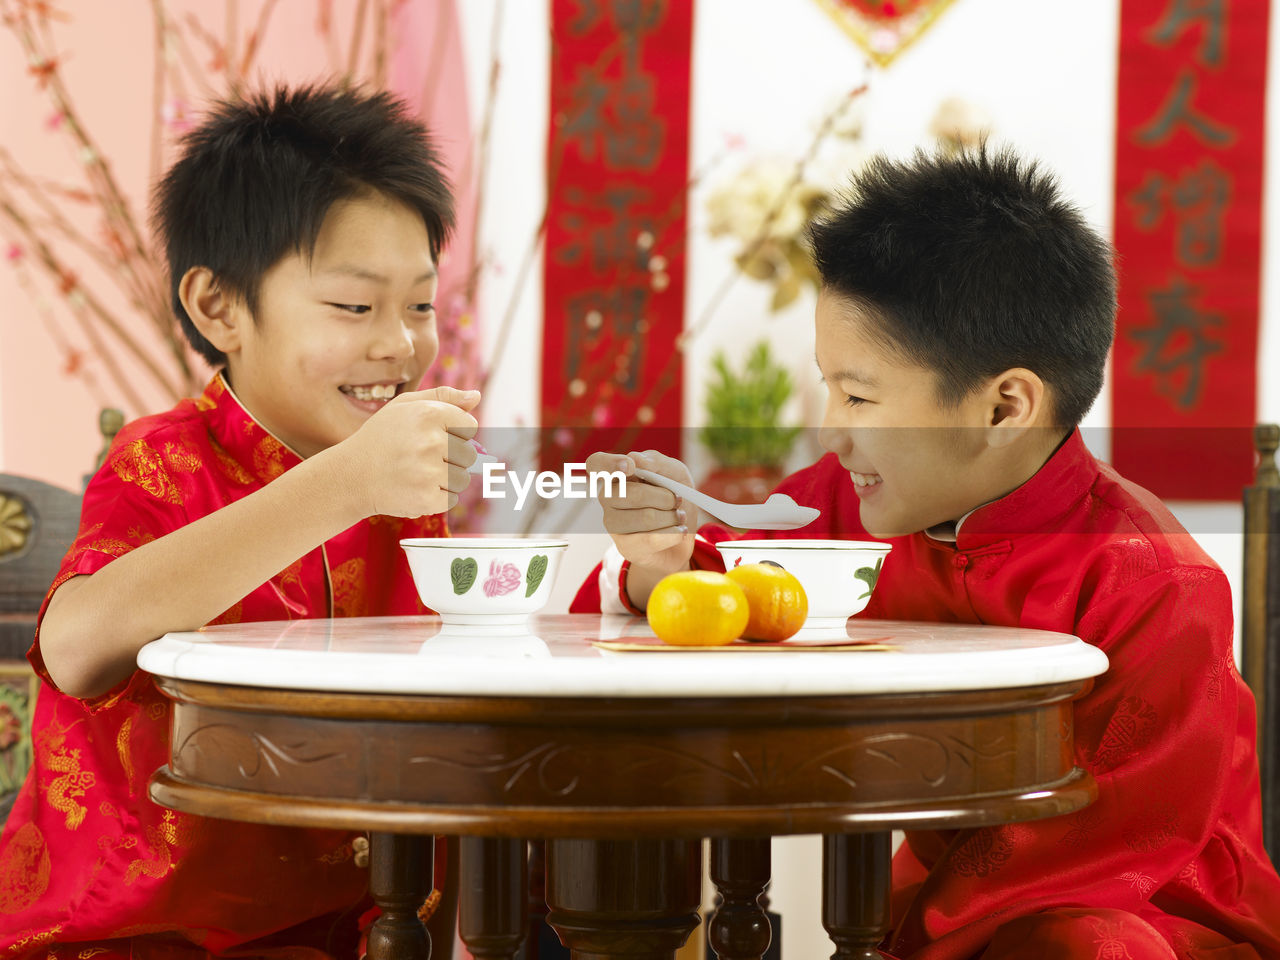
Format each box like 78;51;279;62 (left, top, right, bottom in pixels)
400;538;569;624
714;539;892;629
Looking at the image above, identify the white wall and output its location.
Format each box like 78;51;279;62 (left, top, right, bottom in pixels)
454;1;547;434
463;0;1278;636
456;2;1276;956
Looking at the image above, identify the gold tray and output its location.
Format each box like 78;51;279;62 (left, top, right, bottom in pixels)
591;637;893;653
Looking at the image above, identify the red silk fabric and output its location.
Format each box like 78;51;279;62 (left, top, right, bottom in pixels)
1111;0;1267;501
541;0;692;466
572;432;1280;958
0;375;443;959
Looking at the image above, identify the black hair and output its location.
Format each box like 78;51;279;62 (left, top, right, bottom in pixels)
151;83;456;368
807;145;1116;427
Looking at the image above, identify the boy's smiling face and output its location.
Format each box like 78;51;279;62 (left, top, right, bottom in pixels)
217;191;440;458
815;291;1014;539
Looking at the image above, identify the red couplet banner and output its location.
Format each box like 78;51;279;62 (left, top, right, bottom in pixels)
1111;0;1267;501
541;0;693;467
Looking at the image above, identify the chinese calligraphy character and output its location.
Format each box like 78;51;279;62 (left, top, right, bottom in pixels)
1129;173;1168;231
553;186;655;273
565;0;665;39
1130;277;1224;409
559;61;610;158
560;64;666;170
566;0;605;35
608;0;665;39
1134;70;1235;148
556;0;669;171
1128;161;1231;266
562;284;650;390
1147;0;1225;68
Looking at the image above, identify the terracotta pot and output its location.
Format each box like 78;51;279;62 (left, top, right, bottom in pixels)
699;465;787;507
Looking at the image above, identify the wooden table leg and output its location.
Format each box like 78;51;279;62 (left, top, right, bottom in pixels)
427;838;460;960
528;840;549;959
368;832;433;960
708;837;771;960
545;838;702;960
821;832;891;960
459;837;528;960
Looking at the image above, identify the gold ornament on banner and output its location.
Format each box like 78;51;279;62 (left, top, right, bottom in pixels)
811;0;962;67
0;494;33;558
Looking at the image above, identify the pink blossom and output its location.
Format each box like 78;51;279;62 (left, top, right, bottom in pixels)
162;98;192;133
45;111;64;131
482;561;521;597
452;313;477;343
5;243;24;263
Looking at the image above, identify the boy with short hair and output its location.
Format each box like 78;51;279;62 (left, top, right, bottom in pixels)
0;84;478;958
576;148;1280;958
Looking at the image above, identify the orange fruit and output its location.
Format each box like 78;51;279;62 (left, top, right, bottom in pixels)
647;571;749;646
725;563;808;642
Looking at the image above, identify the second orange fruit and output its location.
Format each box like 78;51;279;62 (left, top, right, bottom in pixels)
725;562;809;641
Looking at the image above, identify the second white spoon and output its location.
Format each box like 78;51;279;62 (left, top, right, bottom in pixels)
631;467;820;531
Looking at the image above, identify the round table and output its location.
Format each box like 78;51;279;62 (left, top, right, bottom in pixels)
139;614;1108;960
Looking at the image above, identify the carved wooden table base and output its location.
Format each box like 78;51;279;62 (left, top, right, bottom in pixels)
369;831;891;960
368;829;890;957
149;678;1097;959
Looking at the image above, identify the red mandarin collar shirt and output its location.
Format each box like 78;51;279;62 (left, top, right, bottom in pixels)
0;374;442;959
573;429;1280;958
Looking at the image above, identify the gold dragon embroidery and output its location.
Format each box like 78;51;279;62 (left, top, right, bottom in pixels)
253;435;286;481
123;809;193;885
45;748;95;830
116;715;135;786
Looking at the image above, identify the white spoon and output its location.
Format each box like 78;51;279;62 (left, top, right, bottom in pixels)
631;467;820;531
466;438;500;474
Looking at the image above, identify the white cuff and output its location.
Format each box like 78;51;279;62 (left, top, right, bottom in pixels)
598;544;630;615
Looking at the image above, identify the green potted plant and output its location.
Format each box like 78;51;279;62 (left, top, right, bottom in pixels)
699;341;802;508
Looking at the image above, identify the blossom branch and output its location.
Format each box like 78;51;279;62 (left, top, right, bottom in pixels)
182;11;229;79
5;4;181;368
8;256;112;409
347;0;369;84
149;0;167;192
417;0;452;114
238;0;281;79
0;198;173;409
465;0;503;304
224;0;238;93
165;13;218;101
681;83;868;345
372;0;388;88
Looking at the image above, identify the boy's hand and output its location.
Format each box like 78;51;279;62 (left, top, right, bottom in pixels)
340;386;481;518
587;450;698;576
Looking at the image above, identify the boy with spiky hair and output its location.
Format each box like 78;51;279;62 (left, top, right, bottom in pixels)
0;84;478;958
578;148;1280;958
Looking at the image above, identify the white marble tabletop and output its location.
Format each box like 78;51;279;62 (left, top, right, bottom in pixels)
137;614;1109;699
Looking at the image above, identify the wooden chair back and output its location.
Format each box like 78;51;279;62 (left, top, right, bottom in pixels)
0;473;82;822
1242;423;1280;864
